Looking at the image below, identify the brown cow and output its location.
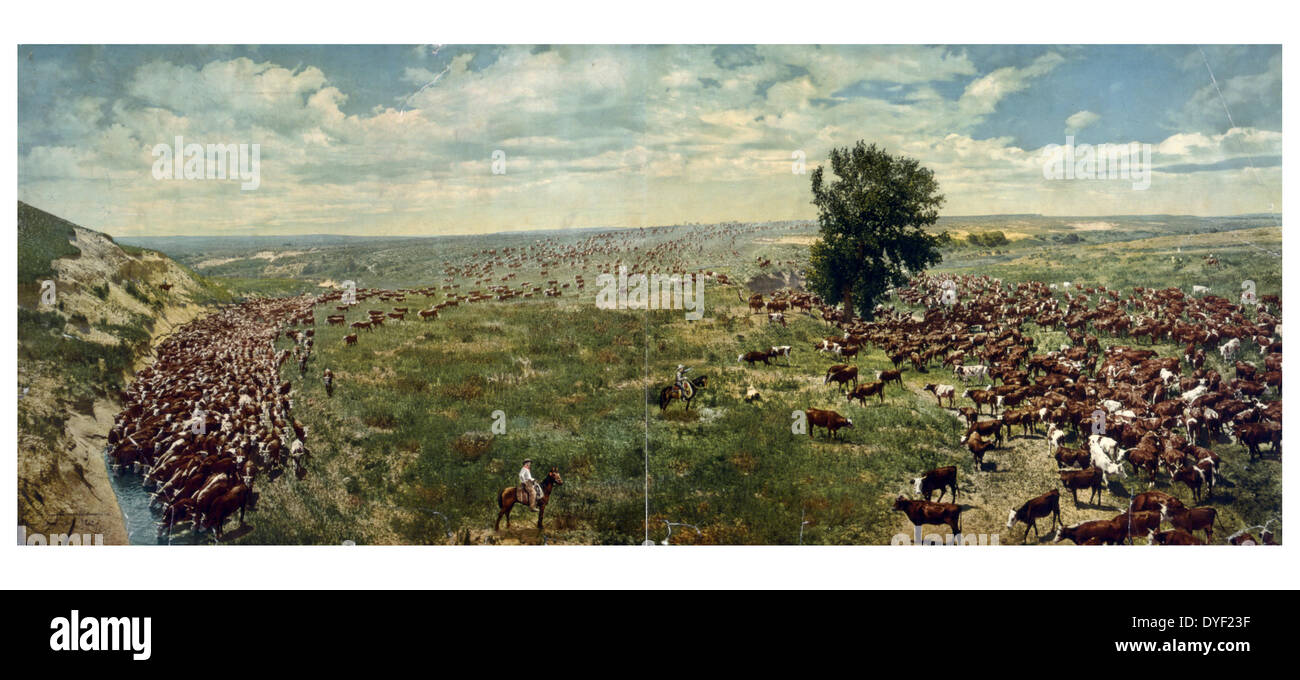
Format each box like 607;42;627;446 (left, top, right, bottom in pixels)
1160;503;1218;543
805;408;854;440
847;381;885;405
1055;517;1124;545
1059;466;1103;505
825;366;859;392
1007;489;1061;541
893;496;962;536
912;466;958;503
960;431;996;468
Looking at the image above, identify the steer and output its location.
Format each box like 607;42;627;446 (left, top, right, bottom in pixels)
923;383;956;408
876;368;903;388
847;380;885;405
893;496;962;536
1059;466;1103;506
805;408;854;440
1055;517;1124;545
1160;503;1218;542
912;466;958;503
960;431;996;468
1112;510;1162;544
1007;489;1061;541
825;366;859;392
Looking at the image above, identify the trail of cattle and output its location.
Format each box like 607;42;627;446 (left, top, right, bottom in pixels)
730;273;1282;545
105;297;317;541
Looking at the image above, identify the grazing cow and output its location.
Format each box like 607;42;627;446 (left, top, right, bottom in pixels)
923;383;956;408
738;350;772;365
847;381;885;405
1055;517;1124;545
893;496;962;536
825;366;859;391
912;466;958;503
805;408;854;440
1160;503;1218;543
343;333;358;346
1059;466;1103;505
1007;489;1061;541
876;368;903;388
769;346;793;363
824;364;850;381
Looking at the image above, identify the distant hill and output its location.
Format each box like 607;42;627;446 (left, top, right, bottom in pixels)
17;202;232;544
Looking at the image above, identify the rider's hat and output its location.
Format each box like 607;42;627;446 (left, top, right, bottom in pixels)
522;458;533;465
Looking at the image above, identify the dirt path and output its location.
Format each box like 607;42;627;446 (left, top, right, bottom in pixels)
896;383;1131;545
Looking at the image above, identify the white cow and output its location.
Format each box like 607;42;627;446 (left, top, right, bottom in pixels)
1219;338;1241;362
1088;434;1129;482
1192;285;1211;295
1046;423;1067;455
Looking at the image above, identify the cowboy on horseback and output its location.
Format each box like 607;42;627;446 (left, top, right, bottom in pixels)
674;364;694;400
518;459;542;511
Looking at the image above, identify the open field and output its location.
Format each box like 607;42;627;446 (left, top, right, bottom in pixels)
25;208;1283;545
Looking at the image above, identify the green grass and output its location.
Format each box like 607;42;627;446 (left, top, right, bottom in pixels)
245;294;652;544
17;201;82;284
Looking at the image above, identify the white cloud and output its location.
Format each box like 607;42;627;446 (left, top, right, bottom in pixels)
1065;110;1100;133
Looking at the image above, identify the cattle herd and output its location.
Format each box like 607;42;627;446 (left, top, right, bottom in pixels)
105;297;317;540
733;272;1282;545
98;219;1281;546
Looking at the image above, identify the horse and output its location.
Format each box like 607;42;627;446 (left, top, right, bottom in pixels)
496;467;564;531
659;375;708;412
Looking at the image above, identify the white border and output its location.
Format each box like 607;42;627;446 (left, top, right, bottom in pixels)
4;1;1295;589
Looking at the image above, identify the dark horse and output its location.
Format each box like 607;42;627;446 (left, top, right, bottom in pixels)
659;375;708;411
496;467;563;531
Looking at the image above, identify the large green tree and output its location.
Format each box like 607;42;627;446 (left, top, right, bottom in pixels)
806;142;946;321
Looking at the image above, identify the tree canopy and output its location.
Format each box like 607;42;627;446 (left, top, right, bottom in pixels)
806;142;945;320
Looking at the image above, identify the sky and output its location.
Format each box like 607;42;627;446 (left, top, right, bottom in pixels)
17;44;1283;237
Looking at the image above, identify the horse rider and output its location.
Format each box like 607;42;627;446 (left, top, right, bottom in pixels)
674;364;694;400
518;459;542;511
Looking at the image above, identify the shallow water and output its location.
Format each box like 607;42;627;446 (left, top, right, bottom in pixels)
104;451;203;545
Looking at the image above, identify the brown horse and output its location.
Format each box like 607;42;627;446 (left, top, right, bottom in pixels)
496;468;563;531
659;375;708;411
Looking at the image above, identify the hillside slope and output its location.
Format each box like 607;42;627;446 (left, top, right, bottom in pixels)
17;202;231;544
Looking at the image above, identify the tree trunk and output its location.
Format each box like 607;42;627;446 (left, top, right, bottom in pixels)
841;283;854;322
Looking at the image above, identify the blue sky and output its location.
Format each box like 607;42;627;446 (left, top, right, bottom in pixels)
17;44;1282;236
